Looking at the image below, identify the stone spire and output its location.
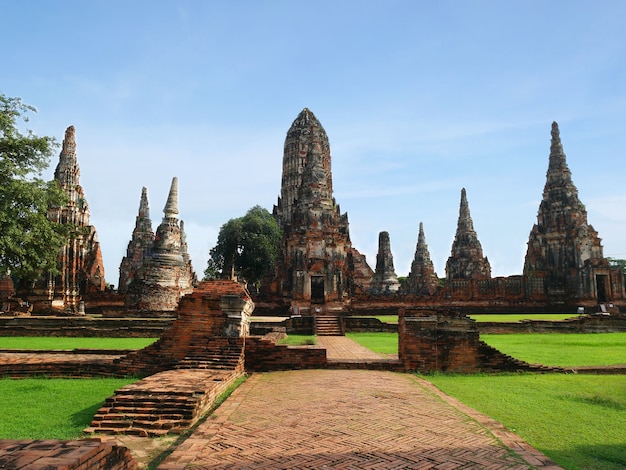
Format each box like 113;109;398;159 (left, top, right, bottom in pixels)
370;231;400;293
445;188;491;281
126;177;196;311
53;126;79;190
274;108;332;229
266;109;373;306
405;222;439;295
37;125;106;311
118;187;155;294
524;122;607;299
163;176;179;218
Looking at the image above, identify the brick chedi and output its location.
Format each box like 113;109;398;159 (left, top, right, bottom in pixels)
269;108;373;309
118;187;154;294
125;177;196;311
404;222;439;295
370;231;401;293
445;188;491;281
524;122;623;303
34;126;106;311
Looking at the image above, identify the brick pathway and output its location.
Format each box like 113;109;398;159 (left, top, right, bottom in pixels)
158;370;561;469
316;336;388;360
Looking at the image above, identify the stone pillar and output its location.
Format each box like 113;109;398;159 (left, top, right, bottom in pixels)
371;231;400;293
220;294;254;337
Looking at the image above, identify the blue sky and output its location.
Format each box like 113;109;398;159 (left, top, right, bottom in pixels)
3;1;626;286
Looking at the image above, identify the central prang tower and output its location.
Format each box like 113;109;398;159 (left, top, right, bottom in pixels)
270;109;372;311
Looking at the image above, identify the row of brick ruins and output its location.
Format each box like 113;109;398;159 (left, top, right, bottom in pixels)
2;111;624;314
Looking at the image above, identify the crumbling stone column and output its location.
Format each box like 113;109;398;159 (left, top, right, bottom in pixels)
220;294;254;337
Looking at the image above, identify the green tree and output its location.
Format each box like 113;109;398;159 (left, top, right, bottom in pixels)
204;205;282;287
608;258;626;274
0;94;67;285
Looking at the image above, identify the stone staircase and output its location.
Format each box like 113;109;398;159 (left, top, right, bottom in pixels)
175;337;245;370
86;339;245;437
315;315;343;336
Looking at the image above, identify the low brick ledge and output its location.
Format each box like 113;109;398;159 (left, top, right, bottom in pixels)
0;438;138;469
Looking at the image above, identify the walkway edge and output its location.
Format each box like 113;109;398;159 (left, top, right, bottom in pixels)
413;375;563;469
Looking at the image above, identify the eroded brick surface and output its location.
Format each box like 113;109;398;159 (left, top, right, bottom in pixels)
158;370;560;469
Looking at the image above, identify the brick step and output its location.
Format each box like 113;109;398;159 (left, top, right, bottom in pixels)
315;316;343;336
91;409;195;420
101;395;201;406
91;417;193;428
175;362;239;370
84;426;172;437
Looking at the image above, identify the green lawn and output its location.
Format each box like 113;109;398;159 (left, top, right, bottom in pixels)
278;334;316;346
481;332;626;367
347;331;626;367
345;332;398;354
0;337;158;350
0;377;137;439
426;373;626;470
469;313;579;322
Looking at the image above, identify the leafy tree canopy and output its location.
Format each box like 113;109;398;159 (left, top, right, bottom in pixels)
0;93;67;284
608;258;626;274
204;205;282;287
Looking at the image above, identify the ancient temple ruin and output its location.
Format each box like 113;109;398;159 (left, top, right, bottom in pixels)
31;126;106;312
125;177;196;312
118;187;154;294
267;108;373;311
445;188;491;281
370;231;400;293
404;222;439;296
523;122;624;304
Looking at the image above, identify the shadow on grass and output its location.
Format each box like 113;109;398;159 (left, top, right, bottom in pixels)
71;402;105;429
546;443;626;470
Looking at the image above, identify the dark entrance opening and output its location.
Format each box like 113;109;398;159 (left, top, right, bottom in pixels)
596;275;608;303
311;276;325;304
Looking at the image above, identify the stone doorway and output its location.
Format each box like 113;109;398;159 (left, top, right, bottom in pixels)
311;276;325;304
596;274;609;302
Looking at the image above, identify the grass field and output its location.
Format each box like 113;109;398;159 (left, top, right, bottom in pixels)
1;332;624;469
468;313;579;322
345;332;398;354
351;313;580;323
0;337;158;350
481;332;626;367
278;334;316;346
0;377;137;439
426;373;626;470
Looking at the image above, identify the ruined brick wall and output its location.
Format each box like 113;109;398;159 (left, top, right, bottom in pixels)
398;309;552;373
244;336;327;371
116;280;249;376
0;439;138;469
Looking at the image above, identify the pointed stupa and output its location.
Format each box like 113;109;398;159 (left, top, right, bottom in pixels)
266;108;373;305
274;108;332;229
118;187;155;294
405;222;439;295
163;176;179;218
125;177;196;311
53;126;79;189
524;121;609;300
371;231;401;293
445;188;491;280
34;125;106;310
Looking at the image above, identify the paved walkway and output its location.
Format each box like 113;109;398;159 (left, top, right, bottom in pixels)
158;370;560;469
315;336;390;360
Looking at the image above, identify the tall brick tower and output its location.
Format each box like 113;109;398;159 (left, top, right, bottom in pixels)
405;222;439;295
523;122;623;303
118;187;154;294
37;126;106;311
445;188;491;281
270;109;372;310
125;177;196;312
